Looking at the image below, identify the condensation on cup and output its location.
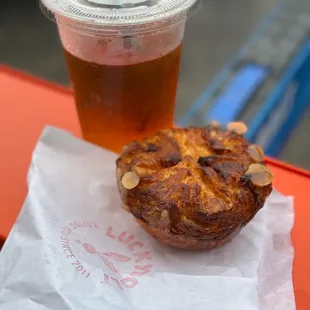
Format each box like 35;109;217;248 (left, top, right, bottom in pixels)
40;0;199;153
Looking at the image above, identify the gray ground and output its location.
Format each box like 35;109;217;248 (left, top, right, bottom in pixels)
0;0;309;169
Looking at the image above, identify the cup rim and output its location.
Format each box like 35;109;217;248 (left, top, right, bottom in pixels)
40;0;199;27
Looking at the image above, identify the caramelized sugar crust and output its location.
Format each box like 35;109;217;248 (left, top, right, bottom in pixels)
116;126;272;250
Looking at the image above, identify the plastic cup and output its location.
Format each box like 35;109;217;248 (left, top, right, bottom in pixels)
40;0;198;153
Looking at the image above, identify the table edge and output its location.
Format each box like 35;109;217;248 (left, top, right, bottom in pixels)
1;65;309;177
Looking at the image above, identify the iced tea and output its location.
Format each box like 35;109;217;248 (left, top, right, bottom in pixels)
40;0;198;153
64;45;182;153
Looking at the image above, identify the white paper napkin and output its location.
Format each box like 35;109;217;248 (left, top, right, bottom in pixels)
0;127;296;310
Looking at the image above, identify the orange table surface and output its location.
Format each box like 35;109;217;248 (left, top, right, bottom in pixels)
0;66;310;308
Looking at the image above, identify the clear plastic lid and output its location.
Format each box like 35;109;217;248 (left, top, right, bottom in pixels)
40;0;199;26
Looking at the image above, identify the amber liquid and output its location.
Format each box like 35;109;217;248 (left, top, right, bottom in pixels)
64;45;182;153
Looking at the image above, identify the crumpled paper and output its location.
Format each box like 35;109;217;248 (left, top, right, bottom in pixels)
0;127;296;310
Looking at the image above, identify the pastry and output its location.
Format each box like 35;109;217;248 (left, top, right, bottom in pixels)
116;123;273;250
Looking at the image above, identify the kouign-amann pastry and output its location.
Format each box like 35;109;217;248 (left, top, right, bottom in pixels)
116;123;273;250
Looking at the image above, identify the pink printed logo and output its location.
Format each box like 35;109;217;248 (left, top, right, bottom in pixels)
60;221;153;291
74;240;131;273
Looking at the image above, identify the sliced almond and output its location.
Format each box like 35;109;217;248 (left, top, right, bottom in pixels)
227;121;248;135
247;144;264;162
245;163;274;187
211;120;220;128
121;171;140;190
